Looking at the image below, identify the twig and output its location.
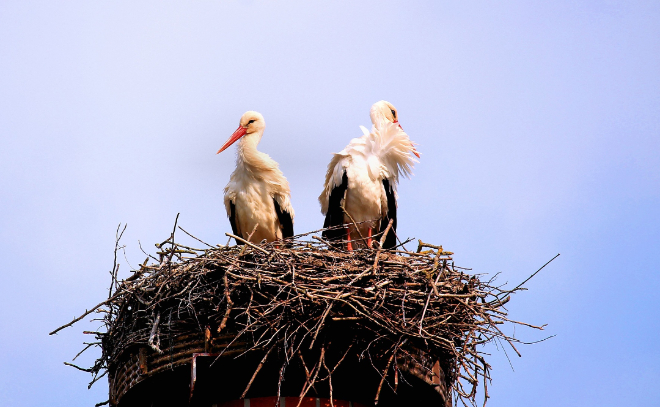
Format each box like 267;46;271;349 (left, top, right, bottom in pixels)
239;224;260;256
419;253;446;335
504;253;560;295
49;293;120;335
372;219;394;273
109;223;127;298
178;226;215;248
340;203;367;244
241;345;275;398
218;273;234;333
64;362;93;372
148;313;163;354
374;339;402;405
225;233;270;254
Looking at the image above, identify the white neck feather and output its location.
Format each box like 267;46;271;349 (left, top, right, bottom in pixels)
237;131;265;165
235;130;280;178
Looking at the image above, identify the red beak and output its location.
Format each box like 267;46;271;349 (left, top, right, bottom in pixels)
395;120;420;158
217;126;248;154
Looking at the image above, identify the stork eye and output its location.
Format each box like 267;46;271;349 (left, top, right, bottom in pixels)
248;120;255;124
391;109;396;118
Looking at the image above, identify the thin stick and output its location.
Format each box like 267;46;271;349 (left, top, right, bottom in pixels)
165;213;181;266
241;345;275;398
49;292;120;335
218;273;234;333
340;203;367;244
419;257;446;335
505;253;560;294
178;226;215;248
372;219;394;273
109;223;127;298
239;224;260;256
64;362;93;372
312;235;334;248
378;219;395;249
225;233;270;254
148;313;163;354
374;339;401;405
298;347;326;400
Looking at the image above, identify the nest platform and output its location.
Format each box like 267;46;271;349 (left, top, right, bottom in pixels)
53;226;543;407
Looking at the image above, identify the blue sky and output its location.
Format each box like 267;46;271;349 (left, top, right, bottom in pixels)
1;1;658;406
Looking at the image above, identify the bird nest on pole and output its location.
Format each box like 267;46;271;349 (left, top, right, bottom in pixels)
52;220;549;407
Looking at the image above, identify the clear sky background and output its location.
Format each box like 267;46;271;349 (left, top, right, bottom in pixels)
1;1;658;406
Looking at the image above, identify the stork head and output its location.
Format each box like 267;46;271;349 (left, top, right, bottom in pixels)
370;101;420;158
370;100;399;126
217;111;265;154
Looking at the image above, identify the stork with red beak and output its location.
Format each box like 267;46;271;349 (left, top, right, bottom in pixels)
218;111;294;243
319;101;419;250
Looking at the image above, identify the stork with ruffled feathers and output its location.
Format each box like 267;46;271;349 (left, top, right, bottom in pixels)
319;101;419;249
217;111;294;244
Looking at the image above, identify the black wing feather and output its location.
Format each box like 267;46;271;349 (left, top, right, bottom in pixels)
273;198;294;239
322;171;349;243
229;200;244;245
379;179;398;249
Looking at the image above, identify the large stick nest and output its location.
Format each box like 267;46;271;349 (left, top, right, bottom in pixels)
53;222;549;407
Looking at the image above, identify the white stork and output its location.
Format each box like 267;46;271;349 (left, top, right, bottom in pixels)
319;101;419;249
217;111;294;244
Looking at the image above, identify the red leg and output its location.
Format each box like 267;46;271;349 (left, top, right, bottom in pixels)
367;227;373;248
346;227;353;251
